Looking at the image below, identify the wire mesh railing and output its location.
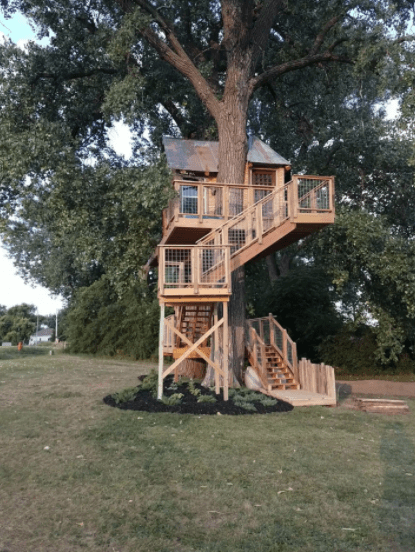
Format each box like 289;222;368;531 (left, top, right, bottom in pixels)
296;176;332;213
158;245;231;296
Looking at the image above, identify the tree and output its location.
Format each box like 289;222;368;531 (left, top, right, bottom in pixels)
1;0;414;380
0;304;37;344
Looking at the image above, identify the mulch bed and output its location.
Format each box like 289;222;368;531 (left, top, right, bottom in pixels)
103;376;294;415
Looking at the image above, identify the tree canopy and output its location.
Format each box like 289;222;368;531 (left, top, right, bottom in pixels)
1;0;415;366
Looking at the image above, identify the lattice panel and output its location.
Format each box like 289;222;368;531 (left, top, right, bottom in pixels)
203;186;223;217
199;247;226;285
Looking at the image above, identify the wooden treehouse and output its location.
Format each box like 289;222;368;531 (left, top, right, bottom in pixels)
153;136;337;406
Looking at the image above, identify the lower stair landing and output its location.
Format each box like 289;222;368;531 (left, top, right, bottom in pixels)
262;388;337;407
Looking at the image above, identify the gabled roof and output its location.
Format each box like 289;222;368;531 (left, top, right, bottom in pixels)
31;328;53;338
163;135;290;173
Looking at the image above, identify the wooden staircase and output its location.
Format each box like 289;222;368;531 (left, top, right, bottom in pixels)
172;304;213;359
264;345;300;391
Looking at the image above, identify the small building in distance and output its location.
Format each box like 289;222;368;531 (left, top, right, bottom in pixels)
29;328;54;345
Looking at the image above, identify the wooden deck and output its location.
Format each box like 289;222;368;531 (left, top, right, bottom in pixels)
264;388;337;407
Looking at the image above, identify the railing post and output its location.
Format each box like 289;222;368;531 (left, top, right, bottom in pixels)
224;186;229;221
269;313;274;347
225;246;231;292
192;247;199;294
198;185;203;223
330;176;335;213
158;246;164;296
256;204;263;244
291;177;298;219
175;185;180;222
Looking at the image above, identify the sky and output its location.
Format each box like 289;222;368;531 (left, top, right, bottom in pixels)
0;12;132;314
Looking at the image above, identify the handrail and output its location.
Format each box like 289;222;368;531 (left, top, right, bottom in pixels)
247;314;299;384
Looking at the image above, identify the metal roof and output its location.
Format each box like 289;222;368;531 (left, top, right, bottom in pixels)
163;135;290;172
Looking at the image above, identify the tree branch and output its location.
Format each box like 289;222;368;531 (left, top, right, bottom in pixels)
30;67;118;86
113;0;221;121
250;52;353;92
309;15;341;56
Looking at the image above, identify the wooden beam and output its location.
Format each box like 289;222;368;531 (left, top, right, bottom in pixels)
223;300;229;401
163;317;225;378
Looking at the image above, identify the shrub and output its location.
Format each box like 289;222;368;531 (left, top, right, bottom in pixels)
112;387;138;405
187;380;201;396
162;393;183;406
197;395;217;404
140;370;158;397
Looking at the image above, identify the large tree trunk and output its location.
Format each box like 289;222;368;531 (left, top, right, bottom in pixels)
202;89;249;388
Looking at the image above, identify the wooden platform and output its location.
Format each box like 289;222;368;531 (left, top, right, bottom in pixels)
263;388;337;407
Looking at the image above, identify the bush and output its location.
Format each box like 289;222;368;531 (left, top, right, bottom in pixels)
162;393;183;406
319;326;415;376
140;370;158;397
67;277;160;359
197;395;217;404
112;387;138;404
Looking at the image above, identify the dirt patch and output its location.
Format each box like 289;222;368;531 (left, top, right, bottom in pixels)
337;380;415;398
103;377;294;415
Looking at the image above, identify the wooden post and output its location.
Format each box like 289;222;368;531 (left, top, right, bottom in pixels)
224;187;229;221
292;176;298;219
198;185;203;223
223;301;229;401
158;303;165;400
158;246;164;297
214;303;220;395
269;313;274;347
192;247;199;294
256;204;263;244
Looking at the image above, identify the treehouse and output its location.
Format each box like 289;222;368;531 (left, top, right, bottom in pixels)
155;136;336;406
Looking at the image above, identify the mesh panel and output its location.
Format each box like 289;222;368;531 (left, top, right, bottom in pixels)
229;188;245;216
273;324;283;351
203;186;223;217
298;178;330;212
164;248;192;287
287;341;293;366
199;247;226;285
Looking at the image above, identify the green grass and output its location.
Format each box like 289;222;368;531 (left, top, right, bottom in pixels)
1;352;415;551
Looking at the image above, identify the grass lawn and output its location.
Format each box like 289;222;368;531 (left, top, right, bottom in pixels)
1;348;415;552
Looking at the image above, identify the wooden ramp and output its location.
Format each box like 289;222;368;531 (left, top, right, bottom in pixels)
264;388;337;407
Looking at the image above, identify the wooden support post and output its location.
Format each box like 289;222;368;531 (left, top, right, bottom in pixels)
223;301;229;401
214;304;220;395
158;303;165;400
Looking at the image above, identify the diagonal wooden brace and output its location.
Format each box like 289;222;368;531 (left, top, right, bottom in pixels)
163;317;225;379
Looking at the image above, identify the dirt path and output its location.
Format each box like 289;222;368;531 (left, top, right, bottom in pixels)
337;380;415;398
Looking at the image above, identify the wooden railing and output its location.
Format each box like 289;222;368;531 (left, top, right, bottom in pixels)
163;314;175;354
298;358;336;401
163;180;277;233
158;244;231;298
247;314;299;383
246;322;270;390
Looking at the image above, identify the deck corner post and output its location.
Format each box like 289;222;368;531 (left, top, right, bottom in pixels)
223;300;229;401
158;303;165;400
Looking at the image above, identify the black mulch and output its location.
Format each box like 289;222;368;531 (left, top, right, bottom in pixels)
103;376;294;415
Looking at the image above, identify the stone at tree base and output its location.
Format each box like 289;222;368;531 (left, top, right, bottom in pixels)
245;367;262;391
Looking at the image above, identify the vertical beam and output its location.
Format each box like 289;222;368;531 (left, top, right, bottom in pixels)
158;303;165;400
214;303;220;395
223;301;229;401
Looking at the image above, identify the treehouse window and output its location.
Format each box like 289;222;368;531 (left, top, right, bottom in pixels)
180;185;198;214
252;171;275;186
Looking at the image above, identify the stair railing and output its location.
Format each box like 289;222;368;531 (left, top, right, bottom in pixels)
246;321;269;390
